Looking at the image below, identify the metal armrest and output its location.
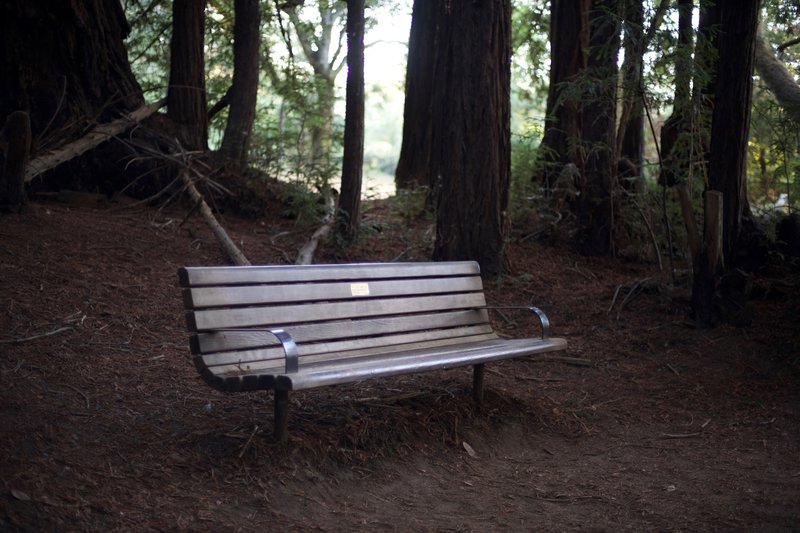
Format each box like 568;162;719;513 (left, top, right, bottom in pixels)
209;328;299;373
476;306;550;339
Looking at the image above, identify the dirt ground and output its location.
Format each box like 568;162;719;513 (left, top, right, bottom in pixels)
1;198;799;531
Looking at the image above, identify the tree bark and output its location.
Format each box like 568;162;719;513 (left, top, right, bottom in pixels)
617;0;645;178
754;31;800;124
168;0;208;151
336;0;365;242
0;0;143;147
534;0;590;190
577;0;620;255
707;0;760;263
394;0;440;191
432;0;511;277
220;0;261;165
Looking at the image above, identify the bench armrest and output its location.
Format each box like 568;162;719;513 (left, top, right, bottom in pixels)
476;306;550;340
208;328;299;373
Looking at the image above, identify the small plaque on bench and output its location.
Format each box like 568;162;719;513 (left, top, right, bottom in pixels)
350;282;370;296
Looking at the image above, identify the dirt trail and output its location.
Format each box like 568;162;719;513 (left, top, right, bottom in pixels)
1;202;798;531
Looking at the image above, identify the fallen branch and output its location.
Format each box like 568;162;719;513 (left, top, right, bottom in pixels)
295;192;335;265
180;171;250;266
24;98;167;183
0;326;73;344
523;355;592;367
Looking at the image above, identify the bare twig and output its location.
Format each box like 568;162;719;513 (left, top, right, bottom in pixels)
0;326;73;344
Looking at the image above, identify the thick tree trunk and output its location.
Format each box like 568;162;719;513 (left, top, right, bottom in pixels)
336;0;365;242
534;0;590;190
707;0;760;263
691;0;762;326
0;0;143;146
394;0;440;191
577;0;620;255
168;0;208;151
432;0;511;277
220;0;261;165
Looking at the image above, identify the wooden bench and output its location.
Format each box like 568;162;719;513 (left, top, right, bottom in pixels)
178;261;567;442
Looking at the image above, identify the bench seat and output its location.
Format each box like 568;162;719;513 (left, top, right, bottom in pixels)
178;261;567;441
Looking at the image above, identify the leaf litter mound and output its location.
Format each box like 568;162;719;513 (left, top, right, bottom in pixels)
1;198;799;531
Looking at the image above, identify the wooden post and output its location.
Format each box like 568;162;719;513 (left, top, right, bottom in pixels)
273;389;289;444
1;111;31;213
472;363;485;407
691;191;724;326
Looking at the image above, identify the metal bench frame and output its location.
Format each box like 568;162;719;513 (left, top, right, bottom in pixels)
179;261;567;442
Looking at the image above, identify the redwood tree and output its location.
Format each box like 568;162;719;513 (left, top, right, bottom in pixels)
577;0;620;255
0;0;143;146
534;0;590;190
336;0;365;242
168;0;208;151
432;0;512;276
220;0;261;165
691;0;762;325
394;0;440;191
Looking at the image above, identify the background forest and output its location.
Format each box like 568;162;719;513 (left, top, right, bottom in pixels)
2;0;800;319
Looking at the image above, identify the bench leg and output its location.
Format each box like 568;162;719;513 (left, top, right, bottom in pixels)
274;389;289;444
473;363;485;406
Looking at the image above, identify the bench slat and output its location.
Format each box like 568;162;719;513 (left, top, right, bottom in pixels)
202;332;504;387
281;337;568;390
183;276;483;309
203;337;568;392
179;261;480;287
187;292;488;331
198;323;497;368
191;309;491;354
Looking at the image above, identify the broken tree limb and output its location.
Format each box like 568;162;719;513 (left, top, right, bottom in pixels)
295;192;335;265
24;98;167;183
755;32;800;124
180;171;251;266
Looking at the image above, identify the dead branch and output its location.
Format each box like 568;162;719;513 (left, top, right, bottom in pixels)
24;99;167;183
180;171;251;266
295;192;335;265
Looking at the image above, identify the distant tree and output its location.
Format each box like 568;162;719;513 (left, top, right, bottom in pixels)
394;0;440;191
432;0;512;276
336;0;366;242
576;0;621;255
692;0;762;325
534;0;590;191
167;0;208;151
281;2;347;167
219;0;261;165
616;0;645;179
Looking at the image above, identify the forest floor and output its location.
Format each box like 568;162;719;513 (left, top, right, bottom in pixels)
1;195;799;531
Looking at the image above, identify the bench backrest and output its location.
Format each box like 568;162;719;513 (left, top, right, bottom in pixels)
179;261;497;390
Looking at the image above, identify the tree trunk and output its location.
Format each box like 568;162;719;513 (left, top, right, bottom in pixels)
577;0;620;255
432;0;511;277
707;0;760;263
691;0;762;326
168;0;208;151
754;31;800;125
0;0;143;148
534;0;590;190
617;0;645;180
394;0;440;191
220;0;261;165
336;0;365;242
